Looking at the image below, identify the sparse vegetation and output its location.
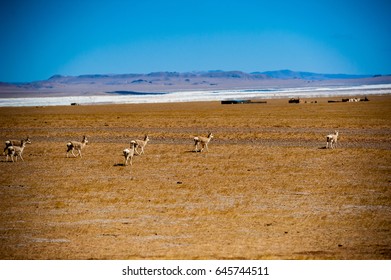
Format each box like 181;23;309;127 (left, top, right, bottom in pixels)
0;96;390;259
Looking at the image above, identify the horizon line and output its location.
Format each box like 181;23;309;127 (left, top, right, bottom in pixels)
2;69;387;84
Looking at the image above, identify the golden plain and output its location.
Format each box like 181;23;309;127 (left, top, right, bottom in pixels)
0;95;390;259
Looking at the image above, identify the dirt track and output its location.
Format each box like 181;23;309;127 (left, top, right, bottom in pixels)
3;125;391;149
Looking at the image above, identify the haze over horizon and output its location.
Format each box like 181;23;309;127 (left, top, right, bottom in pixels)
1;0;390;83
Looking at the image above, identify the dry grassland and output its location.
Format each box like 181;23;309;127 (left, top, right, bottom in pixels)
0;95;390;259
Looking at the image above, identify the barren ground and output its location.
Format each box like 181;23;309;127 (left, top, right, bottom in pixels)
0;95;390;259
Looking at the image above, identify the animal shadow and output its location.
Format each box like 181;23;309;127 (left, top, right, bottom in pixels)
185;150;199;153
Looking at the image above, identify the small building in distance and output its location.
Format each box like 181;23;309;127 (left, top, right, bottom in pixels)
221;99;251;104
288;98;301;103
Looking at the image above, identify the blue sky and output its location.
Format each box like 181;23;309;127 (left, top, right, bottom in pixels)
0;0;390;82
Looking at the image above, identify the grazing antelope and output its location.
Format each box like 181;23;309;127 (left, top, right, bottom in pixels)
66;136;89;158
3;137;31;155
134;135;150;155
326;131;339;149
194;132;214;152
123;141;138;166
6;140;27;162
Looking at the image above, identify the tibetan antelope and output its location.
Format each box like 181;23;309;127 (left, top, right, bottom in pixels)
66;136;89;158
194;132;214;152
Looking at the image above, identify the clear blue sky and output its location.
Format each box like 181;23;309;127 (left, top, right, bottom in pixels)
1;0;390;82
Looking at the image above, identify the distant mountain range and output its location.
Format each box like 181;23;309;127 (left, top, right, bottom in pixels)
1;70;385;86
252;69;374;80
45;69;376;82
0;70;390;98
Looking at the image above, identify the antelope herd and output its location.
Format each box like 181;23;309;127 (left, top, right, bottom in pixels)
2;130;340;165
3;137;32;162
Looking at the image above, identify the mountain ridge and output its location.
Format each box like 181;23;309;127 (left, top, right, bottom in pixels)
1;70;390;98
44;69;376;83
